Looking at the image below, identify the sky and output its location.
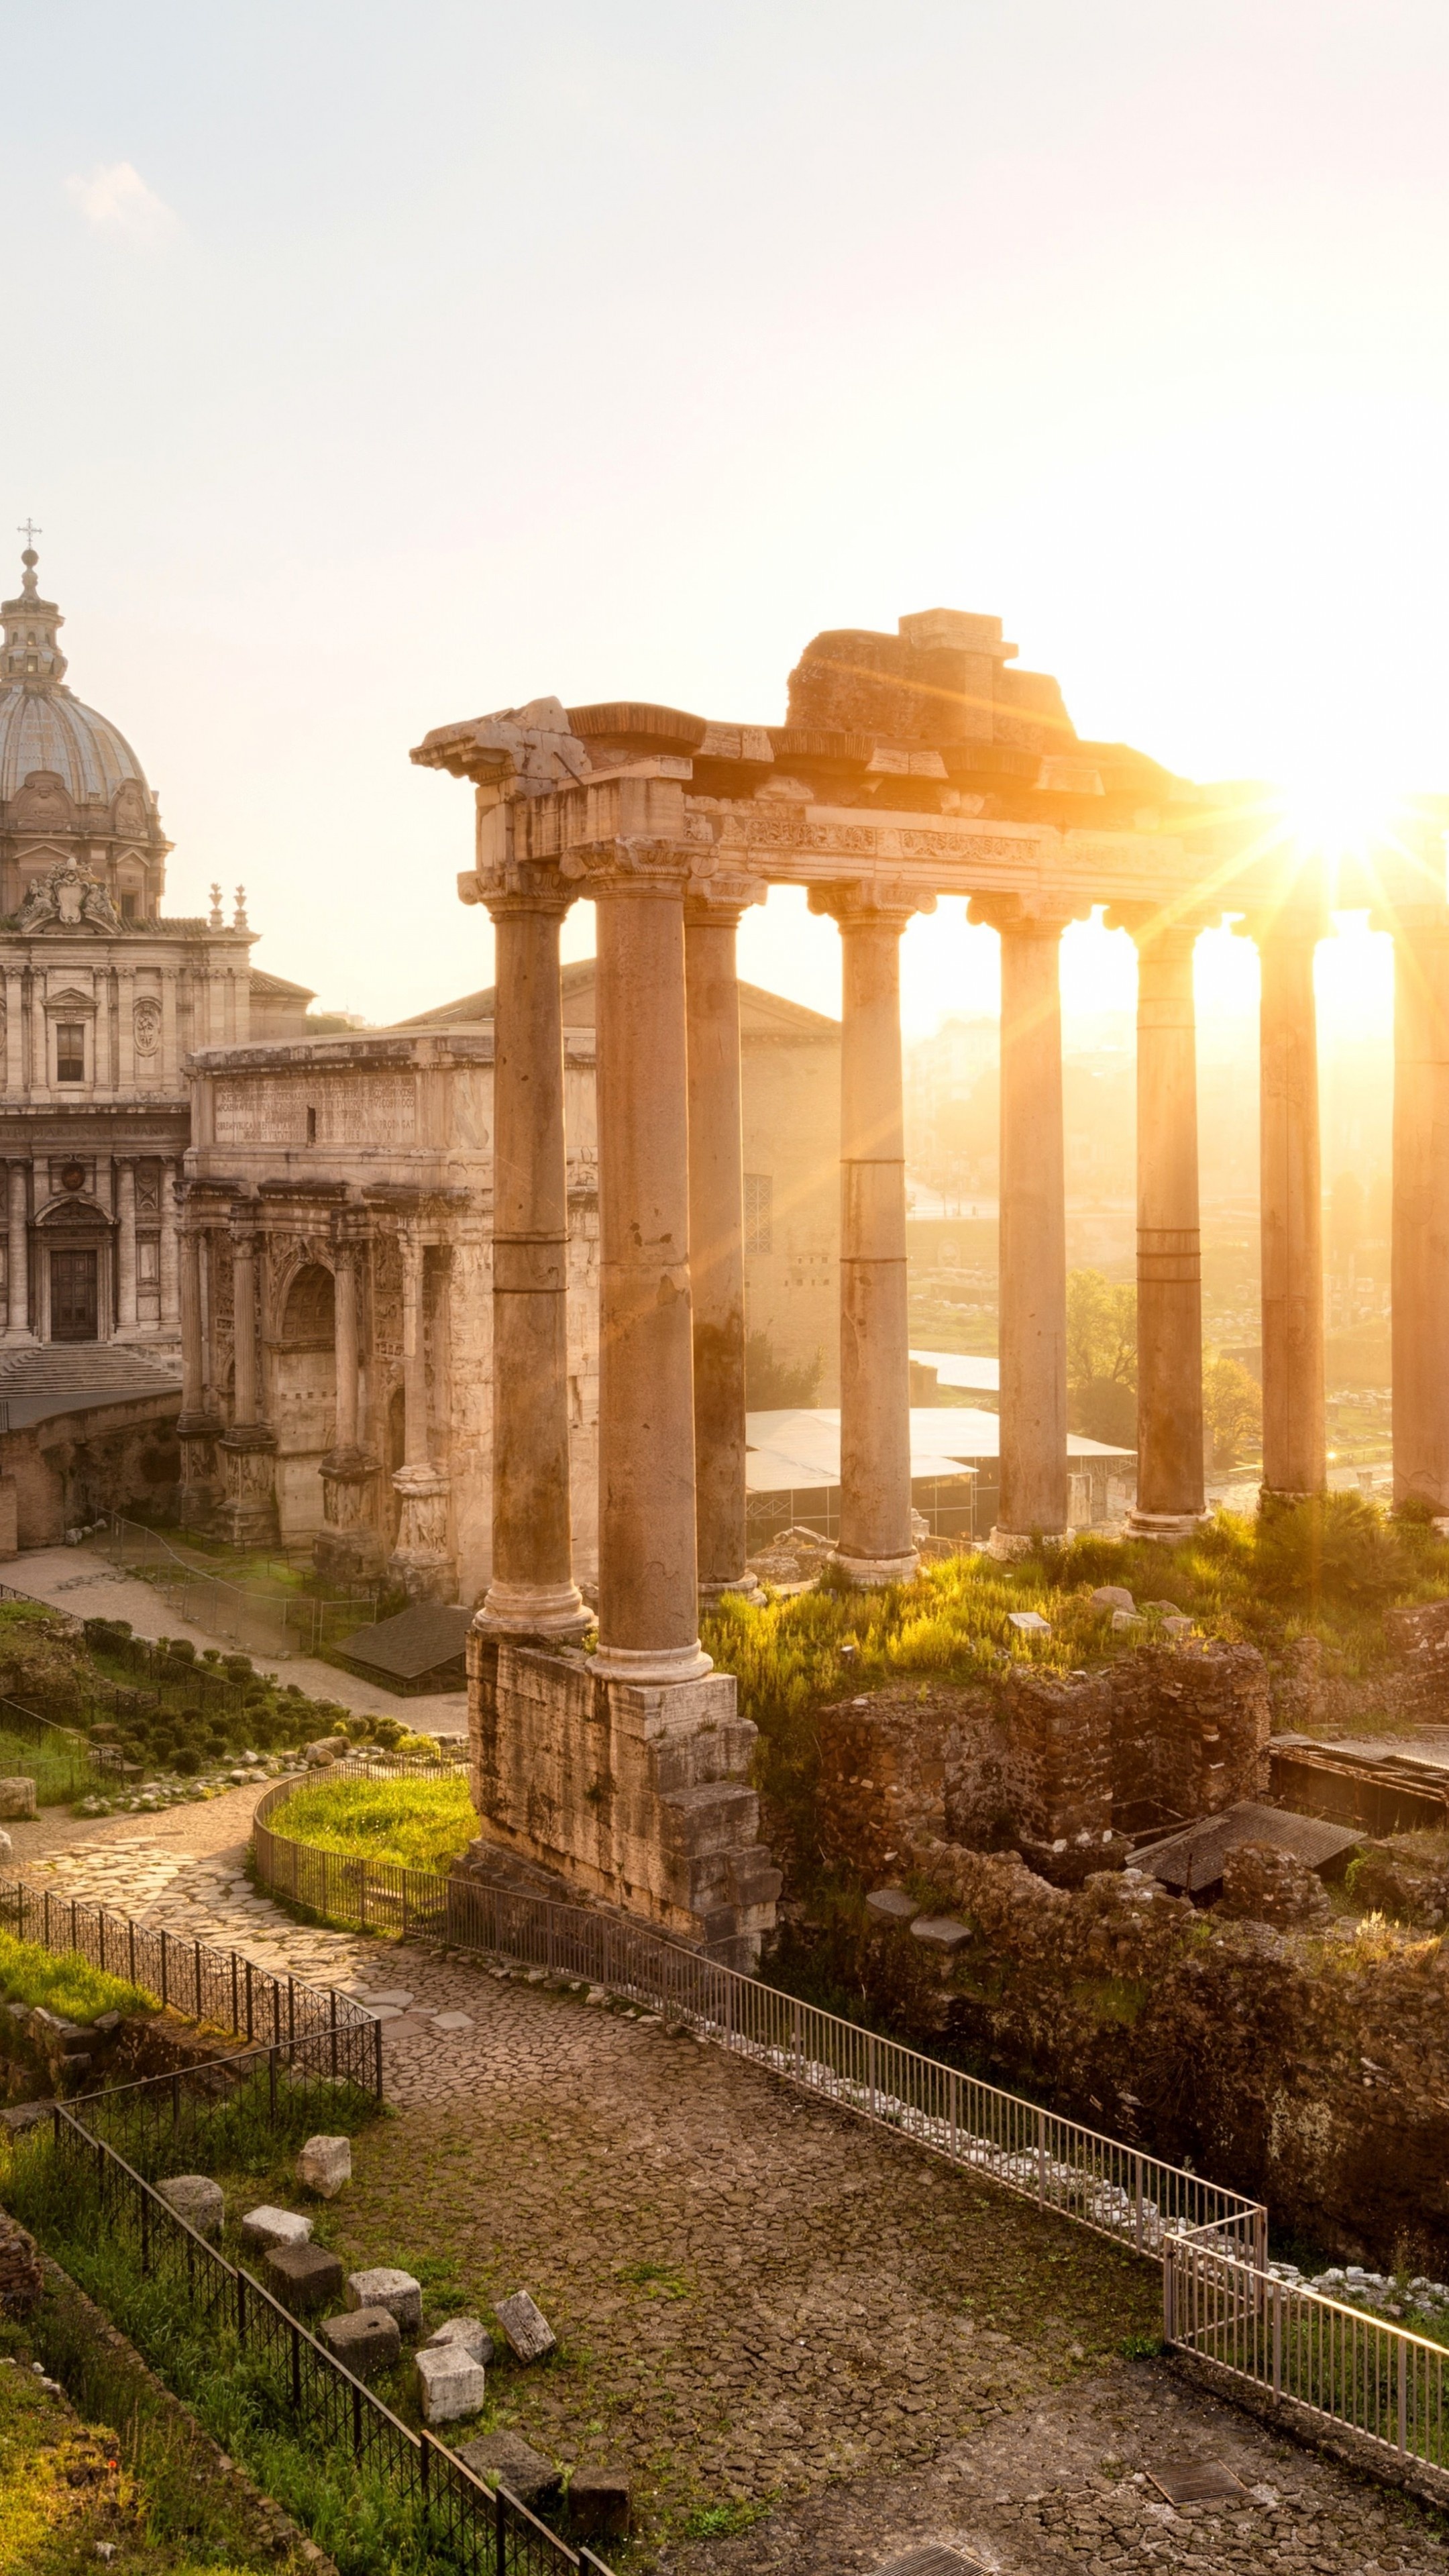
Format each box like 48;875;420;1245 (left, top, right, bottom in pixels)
5;1;1447;1036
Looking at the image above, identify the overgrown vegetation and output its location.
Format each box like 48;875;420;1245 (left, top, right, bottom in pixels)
0;1927;158;2025
264;1775;477;1876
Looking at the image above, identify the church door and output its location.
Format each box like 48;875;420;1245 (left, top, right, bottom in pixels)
51;1249;99;1342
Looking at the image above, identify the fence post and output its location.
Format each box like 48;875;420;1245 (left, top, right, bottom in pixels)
1036;2107;1046;2207
1134;2151;1144;2255
1272;2282;1283;2397
1162;2239;1175;2347
1399;2335;1409;2455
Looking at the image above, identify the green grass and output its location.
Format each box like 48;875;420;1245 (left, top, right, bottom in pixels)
264;1776;478;1876
0;1727;90;1808
0;1927;158;2024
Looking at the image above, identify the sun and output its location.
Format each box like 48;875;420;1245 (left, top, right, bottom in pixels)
1275;769;1405;869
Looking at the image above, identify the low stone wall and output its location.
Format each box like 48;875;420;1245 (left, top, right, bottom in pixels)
900;1836;1449;2269
812;1640;1271;1884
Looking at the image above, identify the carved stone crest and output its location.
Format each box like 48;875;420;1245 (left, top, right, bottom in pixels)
14;861;122;935
133;996;162;1057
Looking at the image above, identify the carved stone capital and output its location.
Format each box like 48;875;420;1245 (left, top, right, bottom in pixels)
1102;903;1212;955
683;870;768;929
807;877;936;933
1234;908;1330;949
967;893;1083;938
462;857;577;922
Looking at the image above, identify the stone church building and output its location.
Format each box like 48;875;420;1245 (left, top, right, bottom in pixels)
179;966;839;1602
0;543;312;1358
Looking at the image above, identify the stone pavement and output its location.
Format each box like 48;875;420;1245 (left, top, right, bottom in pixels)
7;1542;470;1735
10;1792;1449;2569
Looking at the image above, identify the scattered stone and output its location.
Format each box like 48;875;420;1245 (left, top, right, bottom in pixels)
0;1827;11;1862
909;1915;971;1954
415;2339;487;2422
1219;1838;1332;1928
865;1886;918;1925
346;2266;422;2332
0;2210;43;2316
239;2205;313;2253
568;2465;631;2539
424;2314;493;2365
264;2242;344;2315
0;2100;54;2135
0;1778;36;1821
494;2288;556;2363
1007;1611;1050;1635
366;1990;415;2010
1162;1615;1194;1639
320;2305;401;2379
1111;1608;1146;1633
431;2010;474;2031
155;2175;224;2241
303;1740;337;1766
454;2429;559;2508
297;2135;352;2199
1089;1586;1135;1612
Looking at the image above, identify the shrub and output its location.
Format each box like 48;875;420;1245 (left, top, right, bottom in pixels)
0;1927;157;2021
1254;1493;1410;1607
166;1637;197;1664
173;1748;201;1776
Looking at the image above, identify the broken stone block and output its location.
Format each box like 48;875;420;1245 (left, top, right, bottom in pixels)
346;2266;422;2332
303;1739;338;1765
320;2305;401;2379
1111;1608;1145;1633
909;1915;971;1954
455;2430;560;2508
0;1780;36;1822
415;2340;486;2422
155;2175;224;2241
0;1828;11;1863
239;2205;313;2253
1008;1611;1050;1635
424;2314;493;2365
297;2135;352;2199
1162;1615;1194;1640
494;2290;556;2363
865;1886;918;1925
264;2242;344;2314
569;2466;631;2539
1090;1586;1135;1612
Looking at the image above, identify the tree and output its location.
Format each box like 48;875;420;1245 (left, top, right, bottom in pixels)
1202;1350;1263;1472
1066;1269;1137;1447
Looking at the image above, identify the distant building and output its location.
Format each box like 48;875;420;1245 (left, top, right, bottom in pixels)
0;543;312;1360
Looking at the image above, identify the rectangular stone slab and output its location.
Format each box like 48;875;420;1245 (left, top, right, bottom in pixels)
454;2430;559;2509
321;2306;401;2379
346;2266;422;2331
264;2242;344;2314
568;2467;631;2538
494;2290;556;2363
415;2342;486;2424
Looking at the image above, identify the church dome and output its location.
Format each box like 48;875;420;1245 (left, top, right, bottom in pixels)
0;543;154;813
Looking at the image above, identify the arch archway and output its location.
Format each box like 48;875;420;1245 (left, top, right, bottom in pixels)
272;1260;337;1544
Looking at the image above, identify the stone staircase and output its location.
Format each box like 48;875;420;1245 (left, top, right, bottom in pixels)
0;1342;181;1401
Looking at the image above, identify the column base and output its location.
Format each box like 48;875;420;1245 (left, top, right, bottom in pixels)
1258;1485;1326;1515
987;1525;1069;1562
217;1426;279;1549
1122;1508;1214;1544
1;1327;36;1346
700;1574;767;1609
587;1638;714;1686
386;1463;456;1604
476;1577;593;1642
827;1547;919;1587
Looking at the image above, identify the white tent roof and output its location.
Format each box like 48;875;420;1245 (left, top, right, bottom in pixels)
745;1405;1134;1495
910;1347;1000;1392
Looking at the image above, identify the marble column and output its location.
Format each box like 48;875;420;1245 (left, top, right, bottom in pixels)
1124;916;1207;1537
388;1231;455;1601
5;1165;30;1342
178;1219;221;1526
116;1161;138;1334
179;1229;205;1415
1256;916;1326;1503
480;876;589;1638
334;1247;361;1450
1390;914;1449;1517
218;1221;278;1545
809;881;927;1582
159;1163;180;1332
976;902;1070;1550
317;1234;385;1579
686;883;764;1603
231;1229;259;1426
591;871;711;1682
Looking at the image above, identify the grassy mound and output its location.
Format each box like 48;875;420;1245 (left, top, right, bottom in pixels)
0;1929;158;2025
264;1774;477;1876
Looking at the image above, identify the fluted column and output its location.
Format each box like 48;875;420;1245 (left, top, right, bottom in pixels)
231;1228;259;1425
5;1165;30;1342
1256;915;1326;1503
399;1233;427;1464
975;901;1071;1550
1390;914;1449;1516
159;1163;180;1332
1122;914;1207;1536
116;1161;138;1334
334;1246;360;1450
317;1225;384;1582
808;881;929;1582
686;880;765;1603
480;873;589;1638
179;1228;205;1414
178;1216;222;1526
388;1229;455;1601
217;1217;278;1544
591;865;710;1683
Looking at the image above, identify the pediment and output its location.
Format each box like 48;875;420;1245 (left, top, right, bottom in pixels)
44;985;97;1012
34;1193;111;1230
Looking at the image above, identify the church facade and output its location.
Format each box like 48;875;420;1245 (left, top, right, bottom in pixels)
0;545;312;1356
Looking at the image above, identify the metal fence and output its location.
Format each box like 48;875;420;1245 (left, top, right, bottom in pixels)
34;2096;614;2573
1164;2232;1449;2498
254;1776;1266;2265
94;1513;384;1660
0;1873;382;2096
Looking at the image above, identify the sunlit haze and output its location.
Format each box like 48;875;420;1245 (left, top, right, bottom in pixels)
7;1;1448;1044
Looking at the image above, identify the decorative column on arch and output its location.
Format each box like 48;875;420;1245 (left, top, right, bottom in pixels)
1114;908;1209;1538
387;1226;456;1602
317;1218;385;1581
217;1210;278;1546
115;1160;138;1338
808;878;931;1582
476;862;590;1640
1252;911;1327;1505
4;1163;32;1342
159;1161;181;1336
177;1197;223;1527
1387;904;1449;1520
972;898;1073;1552
686;873;767;1603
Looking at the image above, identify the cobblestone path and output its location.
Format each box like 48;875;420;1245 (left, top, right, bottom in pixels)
13;1807;1449;2571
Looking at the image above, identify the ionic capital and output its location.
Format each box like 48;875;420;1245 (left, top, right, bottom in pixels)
808;877;935;934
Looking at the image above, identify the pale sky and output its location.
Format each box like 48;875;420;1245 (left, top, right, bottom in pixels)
6;1;1446;1038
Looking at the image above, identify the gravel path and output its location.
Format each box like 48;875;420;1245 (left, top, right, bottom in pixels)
11;1775;1449;2568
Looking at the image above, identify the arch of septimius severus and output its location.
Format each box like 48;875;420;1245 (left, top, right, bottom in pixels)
410;604;1447;1960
